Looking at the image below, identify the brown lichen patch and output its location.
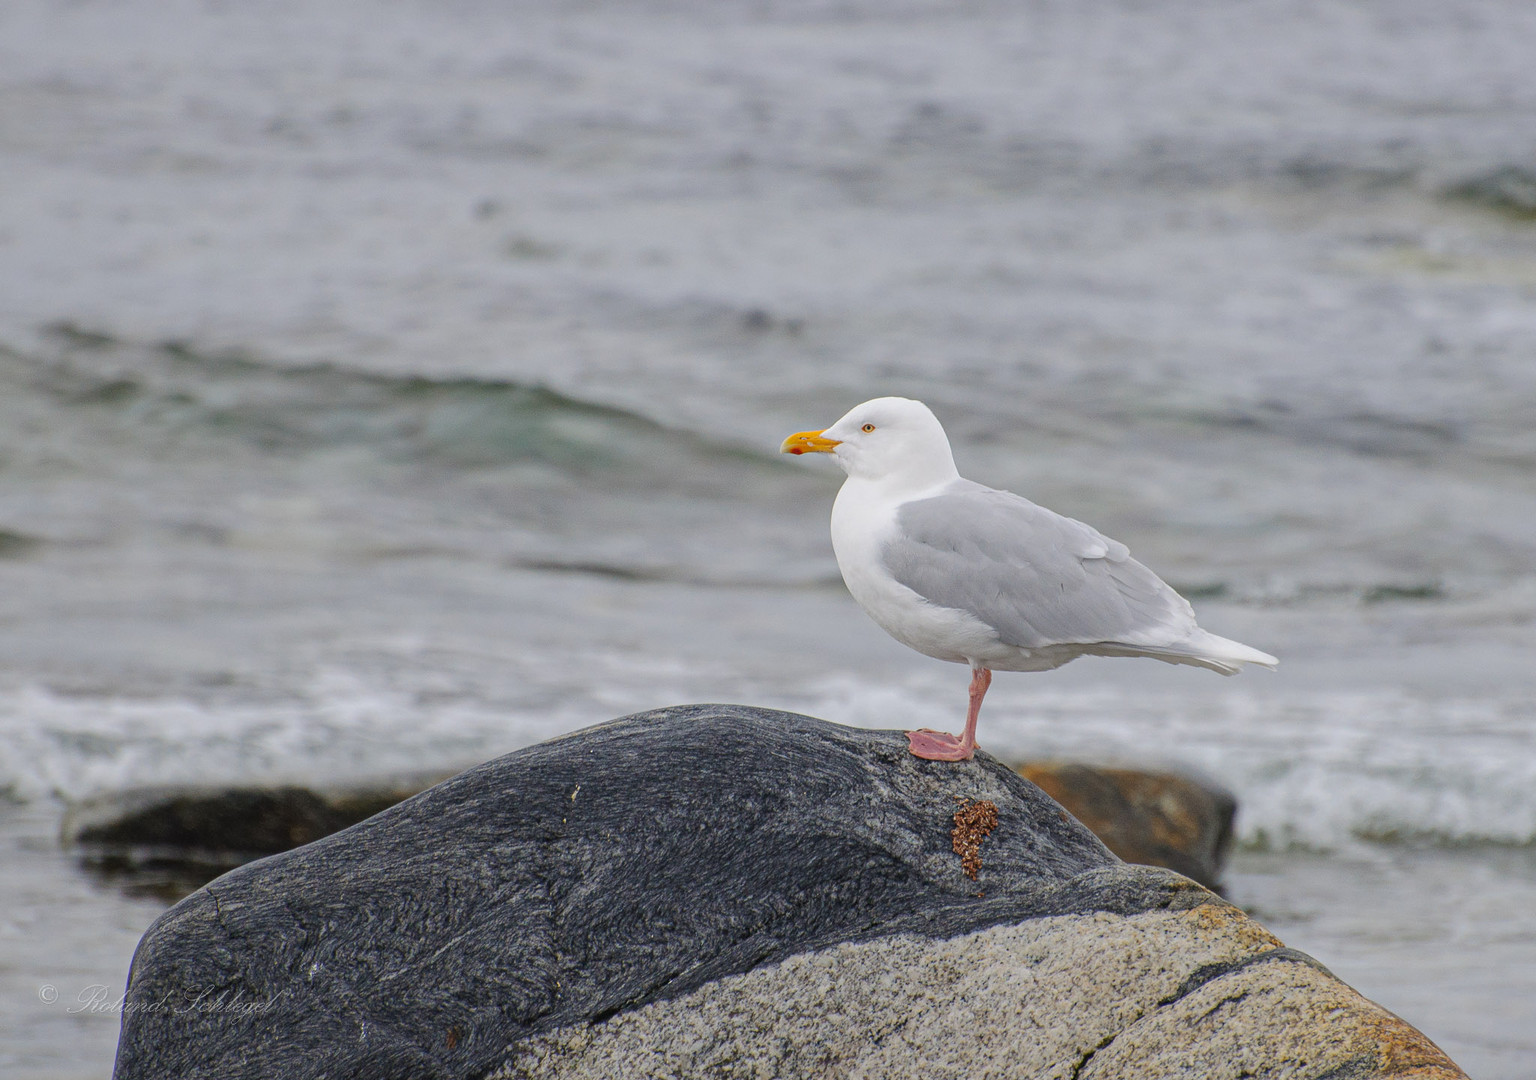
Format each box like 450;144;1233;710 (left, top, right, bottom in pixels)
951;798;999;880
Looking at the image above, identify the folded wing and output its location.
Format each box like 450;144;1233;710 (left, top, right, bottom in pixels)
884;481;1275;673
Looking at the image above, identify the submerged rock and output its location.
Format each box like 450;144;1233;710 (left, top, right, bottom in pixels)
1015;761;1235;889
113;706;1466;1080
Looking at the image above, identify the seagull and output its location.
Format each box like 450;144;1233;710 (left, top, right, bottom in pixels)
782;396;1277;761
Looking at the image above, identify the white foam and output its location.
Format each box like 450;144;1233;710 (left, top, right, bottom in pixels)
0;675;577;805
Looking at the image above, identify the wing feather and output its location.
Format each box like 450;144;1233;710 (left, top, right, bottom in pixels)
884;481;1198;650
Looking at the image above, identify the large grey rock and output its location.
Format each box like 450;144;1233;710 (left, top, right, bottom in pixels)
113;705;1465;1080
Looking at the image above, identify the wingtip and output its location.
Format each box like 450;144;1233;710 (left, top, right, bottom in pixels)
1235;650;1279;672
1194;633;1278;673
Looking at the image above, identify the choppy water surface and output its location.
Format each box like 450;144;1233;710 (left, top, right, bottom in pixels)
3;1;1536;1076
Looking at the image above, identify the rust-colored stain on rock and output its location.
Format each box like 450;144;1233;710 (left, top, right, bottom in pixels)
951;798;999;880
1359;1007;1466;1076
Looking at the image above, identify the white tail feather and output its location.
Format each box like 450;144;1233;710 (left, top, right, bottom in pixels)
1084;631;1278;676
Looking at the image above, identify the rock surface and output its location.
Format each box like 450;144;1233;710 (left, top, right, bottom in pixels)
113;705;1466;1080
1015;761;1235;889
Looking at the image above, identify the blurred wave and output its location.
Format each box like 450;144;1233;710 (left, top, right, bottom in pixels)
0;329;833;584
13;326;786;487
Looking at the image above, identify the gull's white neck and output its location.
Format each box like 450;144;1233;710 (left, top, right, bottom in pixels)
837;467;958;507
829;465;959;569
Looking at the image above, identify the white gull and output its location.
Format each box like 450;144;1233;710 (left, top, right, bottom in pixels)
782;396;1277;761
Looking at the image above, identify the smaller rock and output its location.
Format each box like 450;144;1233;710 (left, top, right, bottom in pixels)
64;774;454;901
1015;762;1235;889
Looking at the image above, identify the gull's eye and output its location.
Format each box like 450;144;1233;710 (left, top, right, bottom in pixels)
861;423;876;433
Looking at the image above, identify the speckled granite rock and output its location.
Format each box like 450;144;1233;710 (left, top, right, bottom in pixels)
492;910;1458;1080
1015;761;1236;888
112;705;1466;1080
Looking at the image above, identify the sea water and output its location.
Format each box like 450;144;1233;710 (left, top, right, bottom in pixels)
3;1;1535;1076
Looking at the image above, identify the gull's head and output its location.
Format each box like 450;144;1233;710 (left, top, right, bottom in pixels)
780;396;959;489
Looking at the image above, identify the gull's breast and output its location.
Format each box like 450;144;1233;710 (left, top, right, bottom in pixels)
830;483;1006;666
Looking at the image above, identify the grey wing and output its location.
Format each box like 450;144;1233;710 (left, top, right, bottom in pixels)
884;481;1198;650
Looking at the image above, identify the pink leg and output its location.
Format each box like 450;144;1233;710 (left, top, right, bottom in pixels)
907;667;992;761
962;666;991;748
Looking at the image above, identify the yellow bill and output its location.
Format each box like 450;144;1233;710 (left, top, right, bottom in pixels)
780;429;841;455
